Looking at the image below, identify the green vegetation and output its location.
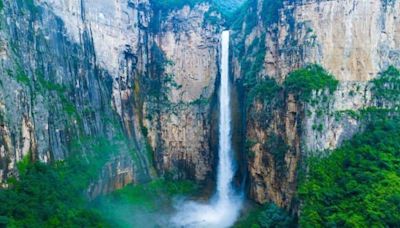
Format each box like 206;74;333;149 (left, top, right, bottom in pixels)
15;67;30;85
299;66;400;226
246;65;337;108
16;154;31;175
247;77;280;104
372;65;400;102
299;116;400;227
0;162;107;227
243;1;258;35
245;138;257;158
235;203;294;228
33;70;78;117
230;0;284;32
230;0;252;30
6;64;30;86
265;133;289;171
190;97;209;106
37;75;66;93
312;123;324;132
92;180;198;227
243;38;267;88
335;107;394;122
60;96;77;116
234;0;287;106
147;44;170;102
65;136;122;190
261;0;283;28
0;144;195;228
95;180;197;211
284;64;339;101
237;34;267;92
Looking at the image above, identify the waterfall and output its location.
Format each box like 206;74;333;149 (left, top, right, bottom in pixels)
171;31;243;228
216;30;235;204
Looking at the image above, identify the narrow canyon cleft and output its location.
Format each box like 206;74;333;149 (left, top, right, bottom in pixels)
171;31;243;227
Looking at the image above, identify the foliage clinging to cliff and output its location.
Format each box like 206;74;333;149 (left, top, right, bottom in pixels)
261;0;283;28
247;77;280;104
284;64;339;101
299;116;400;227
372;65;400;103
246;65;337;108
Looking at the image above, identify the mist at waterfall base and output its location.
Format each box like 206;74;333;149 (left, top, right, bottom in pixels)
171;31;243;227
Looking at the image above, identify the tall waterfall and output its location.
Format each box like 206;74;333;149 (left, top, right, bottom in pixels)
216;30;235;204
172;31;243;227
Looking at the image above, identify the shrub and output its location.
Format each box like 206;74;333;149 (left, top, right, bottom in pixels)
247;78;280;104
284;64;338;101
265;133;289;171
243;35;267;89
299;116;400;227
234;203;294;228
372;66;400;103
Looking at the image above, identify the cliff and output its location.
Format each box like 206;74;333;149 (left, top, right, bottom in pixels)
232;0;400;209
145;3;221;181
0;0;149;196
0;0;223;196
1;0;399;215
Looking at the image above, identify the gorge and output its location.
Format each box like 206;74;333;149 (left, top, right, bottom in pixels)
0;0;400;227
172;30;242;227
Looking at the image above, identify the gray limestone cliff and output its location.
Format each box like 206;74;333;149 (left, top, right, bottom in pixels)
232;0;400;209
1;0;398;213
0;0;223;196
145;3;221;181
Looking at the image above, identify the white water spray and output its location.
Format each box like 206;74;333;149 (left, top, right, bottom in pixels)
171;31;243;227
216;30;236;205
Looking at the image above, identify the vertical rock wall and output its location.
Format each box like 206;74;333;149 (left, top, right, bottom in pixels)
145;4;222;181
0;0;224;192
233;0;400;209
0;0;146;194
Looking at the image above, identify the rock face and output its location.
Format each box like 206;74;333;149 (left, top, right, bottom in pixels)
0;0;149;195
145;4;221;181
233;0;400;209
246;92;302;207
289;0;400;81
0;0;223;193
258;0;400;82
2;0;398;212
302;82;372;156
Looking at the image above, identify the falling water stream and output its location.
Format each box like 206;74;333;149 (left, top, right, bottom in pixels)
171;31;243;227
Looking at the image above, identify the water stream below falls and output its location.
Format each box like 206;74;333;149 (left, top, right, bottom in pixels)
171;31;243;227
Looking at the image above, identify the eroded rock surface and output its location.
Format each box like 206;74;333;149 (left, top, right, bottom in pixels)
233;0;400;208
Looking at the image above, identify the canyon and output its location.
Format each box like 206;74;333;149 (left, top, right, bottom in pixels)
0;0;400;227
